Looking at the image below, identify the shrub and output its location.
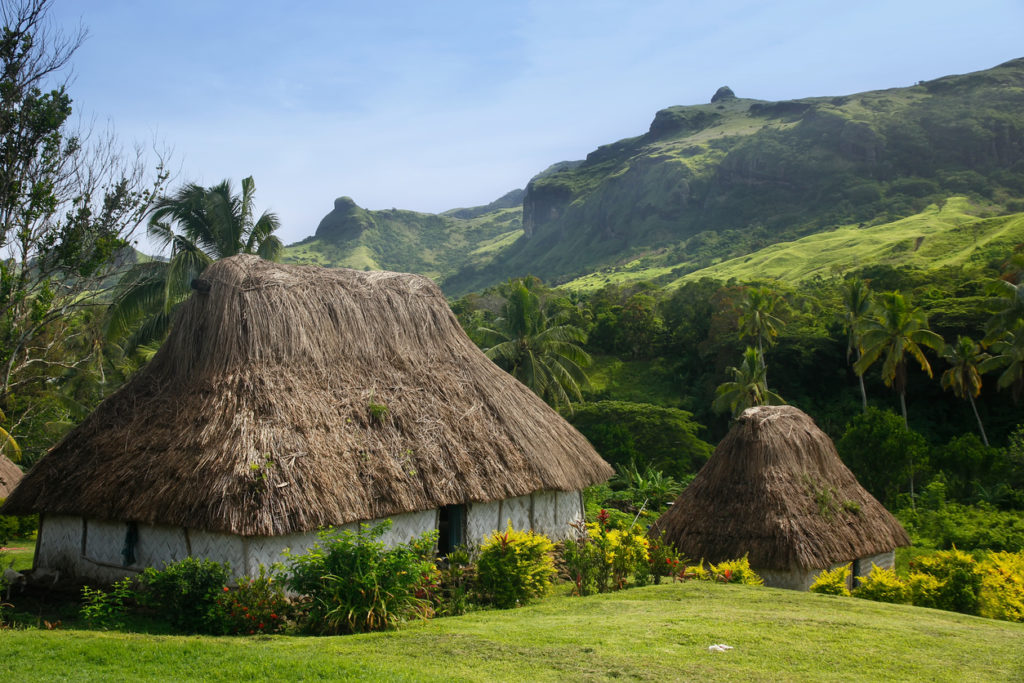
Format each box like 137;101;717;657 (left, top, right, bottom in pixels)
80;577;134;630
912;548;984;615
907;572;943;610
139;557;231;633
852;565;909;604
284;521;437;635
708;555;763;585
432;546;475;617
810;564;851;596
0;499;36;546
647;530;684;585
214;565;291;635
898;502;1024;553
476;524;555;608
561;520;607;596
978;551;1024;622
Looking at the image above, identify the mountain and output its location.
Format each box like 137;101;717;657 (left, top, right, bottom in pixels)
286;58;1024;294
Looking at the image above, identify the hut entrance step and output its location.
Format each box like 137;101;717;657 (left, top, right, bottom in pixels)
437;505;466;556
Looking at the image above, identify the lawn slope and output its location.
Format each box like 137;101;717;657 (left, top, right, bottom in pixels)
3;582;1022;681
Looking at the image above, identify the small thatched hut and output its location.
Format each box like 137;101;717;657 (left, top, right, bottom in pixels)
0;453;21;499
652;405;909;590
2;255;612;582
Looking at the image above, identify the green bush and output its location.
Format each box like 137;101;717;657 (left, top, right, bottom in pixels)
0;498;36;546
852;565;909;604
810;564;851;596
898;502;1024;553
476;524;555;608
432;546;475;617
561;520;606;596
647;530;684;585
214;565;291;635
80;577;134;630
912;548;984;615
283;521;437;634
139;557;231;633
978;551;1024;622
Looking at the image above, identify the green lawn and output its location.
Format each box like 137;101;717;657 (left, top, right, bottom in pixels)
3;581;1022;681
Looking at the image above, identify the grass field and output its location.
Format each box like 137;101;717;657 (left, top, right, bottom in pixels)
559;198;1024;292
2;580;1022;681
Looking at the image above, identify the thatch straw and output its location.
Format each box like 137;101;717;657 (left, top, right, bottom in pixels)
2;255;612;535
0;454;21;498
651;405;909;571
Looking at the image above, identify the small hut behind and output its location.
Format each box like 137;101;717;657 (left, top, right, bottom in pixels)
0;454;21;498
652;405;909;590
2;255;612;582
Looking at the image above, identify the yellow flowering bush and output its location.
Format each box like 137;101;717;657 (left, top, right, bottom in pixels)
810;564;852;596
978;551;1024;622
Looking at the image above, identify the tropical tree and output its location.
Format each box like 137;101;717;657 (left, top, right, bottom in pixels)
984;278;1024;343
940;335;991;446
736;286;785;383
0;0;168;404
980;320;1024;402
713;346;785;418
478;278;590;410
853;291;944;429
107;176;282;349
839;277;872;412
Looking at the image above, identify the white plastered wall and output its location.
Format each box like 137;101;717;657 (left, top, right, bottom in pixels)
35;491;585;583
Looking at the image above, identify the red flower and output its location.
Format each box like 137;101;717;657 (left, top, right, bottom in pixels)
723;569;733;581
222;586;230;592
270;613;278;620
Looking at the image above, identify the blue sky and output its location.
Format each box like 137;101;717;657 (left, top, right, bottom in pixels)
48;0;1024;246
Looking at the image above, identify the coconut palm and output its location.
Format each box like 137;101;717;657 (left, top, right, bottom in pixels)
713;347;785;418
839;277;872;412
980;320;1024;402
984;278;1024;343
479;278;591;410
736;286;785;386
940;335;990;446
107;176;282;349
853;291;944;428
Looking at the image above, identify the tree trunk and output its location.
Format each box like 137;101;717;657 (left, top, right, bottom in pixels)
969;394;989;447
900;389;915;510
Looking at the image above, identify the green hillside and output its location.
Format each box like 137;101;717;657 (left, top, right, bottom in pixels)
283;197;522;280
560;197;1024;290
291;58;1024;296
445;58;1024;294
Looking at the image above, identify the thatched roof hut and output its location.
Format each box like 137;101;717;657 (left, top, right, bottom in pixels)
0;453;21;498
3;255;611;580
652;405;909;590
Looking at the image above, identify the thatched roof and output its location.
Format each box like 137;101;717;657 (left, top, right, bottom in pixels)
2;255;612;535
652;405;909;571
0;454;21;498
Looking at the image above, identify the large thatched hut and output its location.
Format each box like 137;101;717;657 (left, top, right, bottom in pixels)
2;255;612;582
652;405;909;590
0;454;21;498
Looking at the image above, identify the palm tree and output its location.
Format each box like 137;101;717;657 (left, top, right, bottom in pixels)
713;347;785;418
736;286;784;384
854;291;944;428
984;278;1024;343
479;278;591;410
107;176;282;349
980;320;1024;402
940;335;990;446
839;277;872;412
